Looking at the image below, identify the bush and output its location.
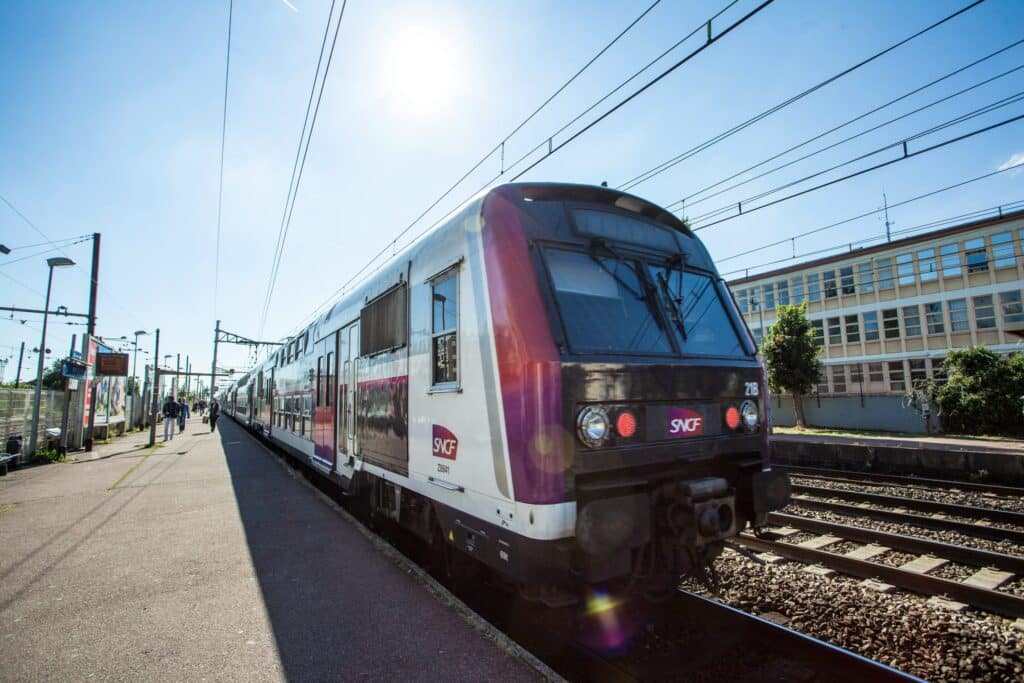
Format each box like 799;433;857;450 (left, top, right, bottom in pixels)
33;446;64;463
928;348;1024;436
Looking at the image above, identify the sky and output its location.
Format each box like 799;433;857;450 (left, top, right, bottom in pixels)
1;0;1022;389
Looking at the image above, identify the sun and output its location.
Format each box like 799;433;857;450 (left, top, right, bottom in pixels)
382;24;460;117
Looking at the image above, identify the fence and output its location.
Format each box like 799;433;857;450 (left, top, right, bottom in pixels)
0;388;66;453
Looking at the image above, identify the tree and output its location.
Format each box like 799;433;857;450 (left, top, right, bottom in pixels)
927;347;1024;436
762;302;821;428
41;359;65;390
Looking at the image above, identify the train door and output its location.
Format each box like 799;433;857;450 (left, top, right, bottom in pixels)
343;323;359;459
312;332;337;470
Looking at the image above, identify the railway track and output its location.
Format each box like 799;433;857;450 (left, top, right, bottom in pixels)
232;416;920;682
778;465;1024;497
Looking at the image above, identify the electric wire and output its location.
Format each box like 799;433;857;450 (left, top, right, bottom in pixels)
616;0;988;193
213;0;234;318
0;237;94;268
715;159;1024;271
293;0;771;336
690;111;1024;231
258;0;348;337
722;199;1024;281
670;52;1024;212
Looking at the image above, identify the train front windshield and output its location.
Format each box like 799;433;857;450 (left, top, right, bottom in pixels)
545;248;748;358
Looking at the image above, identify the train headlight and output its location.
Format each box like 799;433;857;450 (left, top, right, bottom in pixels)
577;406;610;447
740;400;759;431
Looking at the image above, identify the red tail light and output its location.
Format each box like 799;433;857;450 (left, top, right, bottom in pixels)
615;411;637;438
724;406;740;430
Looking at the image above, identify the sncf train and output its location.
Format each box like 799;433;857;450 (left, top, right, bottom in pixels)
221;183;790;605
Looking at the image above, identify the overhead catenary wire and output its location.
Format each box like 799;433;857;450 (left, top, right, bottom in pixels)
690;110;1024;231
293;0;773;337
715;158;1024;269
616;0;988;193
0;236;94;268
258;0;348;337
213;0;234;318
721;199;1024;281
669;48;1024;212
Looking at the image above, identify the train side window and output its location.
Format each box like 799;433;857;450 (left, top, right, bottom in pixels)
326;352;333;407
360;284;408;356
431;269;458;386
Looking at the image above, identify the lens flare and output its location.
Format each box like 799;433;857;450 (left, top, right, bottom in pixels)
578;589;643;654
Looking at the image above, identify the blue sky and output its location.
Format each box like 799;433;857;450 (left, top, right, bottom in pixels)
1;0;1022;385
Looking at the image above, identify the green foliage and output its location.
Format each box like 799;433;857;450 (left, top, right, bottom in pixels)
928;347;1024;436
763;303;821;396
41;359;65;390
34;446;64;463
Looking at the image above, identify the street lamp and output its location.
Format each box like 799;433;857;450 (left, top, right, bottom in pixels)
28;256;75;458
130;330;148;429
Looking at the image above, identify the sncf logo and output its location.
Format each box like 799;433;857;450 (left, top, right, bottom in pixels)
667;407;704;437
432;424;458;460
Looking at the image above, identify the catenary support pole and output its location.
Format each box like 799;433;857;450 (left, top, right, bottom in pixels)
83;233;101;451
28;265;58;458
210;320;220;403
148;329;160;447
14;341;24;388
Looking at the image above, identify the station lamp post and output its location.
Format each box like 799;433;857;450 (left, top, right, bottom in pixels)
28;256;75;457
130;330;148;429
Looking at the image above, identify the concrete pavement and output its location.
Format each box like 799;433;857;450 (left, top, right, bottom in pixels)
0;418;543;681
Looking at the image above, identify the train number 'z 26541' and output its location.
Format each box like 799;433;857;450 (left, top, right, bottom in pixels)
221;182;791;606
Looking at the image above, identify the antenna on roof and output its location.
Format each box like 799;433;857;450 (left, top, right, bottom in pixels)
883;191;893;242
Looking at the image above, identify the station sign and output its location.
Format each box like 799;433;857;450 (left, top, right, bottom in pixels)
96;352;130;376
62;358;88;380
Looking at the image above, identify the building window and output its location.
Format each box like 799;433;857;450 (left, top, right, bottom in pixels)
762;283;775;310
827;317;842;345
888;361;905;392
752;327;763;347
991;232;1014;269
816;370;829;395
810;319;824;347
431;271;458;385
1000;290;1024;324
790;277;804;303
839;266;855;295
876;257;894;290
947;298;969;332
776;280;789;306
868;362;884;383
964;238;988;273
831;365;847;393
973;295;995;329
902;305;921;338
909;359;928;389
844;314;860;343
940;243;961;277
917;248;937;282
924;302;944;335
857;262;874;293
736;288;749;314
807;274;821;302
849;363;864;385
823;270;837;299
863;311;879;341
896;253;915;286
882;308;900;339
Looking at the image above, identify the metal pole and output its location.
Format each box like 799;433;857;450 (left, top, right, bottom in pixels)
131;340;140;429
184;355;190;398
148;329;160;447
175;353;180;399
59;334;77;454
210;320;220;403
28;265;55;458
141;363;150;430
82;233;100;451
14;341;24;388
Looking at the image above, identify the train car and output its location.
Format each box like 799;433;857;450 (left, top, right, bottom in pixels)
223;182;790;604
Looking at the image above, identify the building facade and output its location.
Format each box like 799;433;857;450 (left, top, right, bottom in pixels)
728;209;1024;398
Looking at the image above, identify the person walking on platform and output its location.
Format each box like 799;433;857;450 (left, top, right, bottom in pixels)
208;399;220;433
162;395;179;441
177;396;190;434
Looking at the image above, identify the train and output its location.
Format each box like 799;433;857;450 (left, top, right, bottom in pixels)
220;182;791;605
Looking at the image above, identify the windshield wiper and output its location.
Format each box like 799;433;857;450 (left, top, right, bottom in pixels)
587;239;670;339
656;254;687;340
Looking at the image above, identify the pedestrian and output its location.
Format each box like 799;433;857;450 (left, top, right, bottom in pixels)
162;395;179;441
199;400;207;417
208;399;220;433
177;396;190;433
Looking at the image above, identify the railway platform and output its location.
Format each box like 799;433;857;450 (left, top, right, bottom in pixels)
0;418;544;682
772;430;1024;485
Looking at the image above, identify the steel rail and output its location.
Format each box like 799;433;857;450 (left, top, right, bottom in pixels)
792;483;1024;525
779;465;1024;497
766;511;1024;574
790;496;1024;545
734;535;1024;620
675;590;922;682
